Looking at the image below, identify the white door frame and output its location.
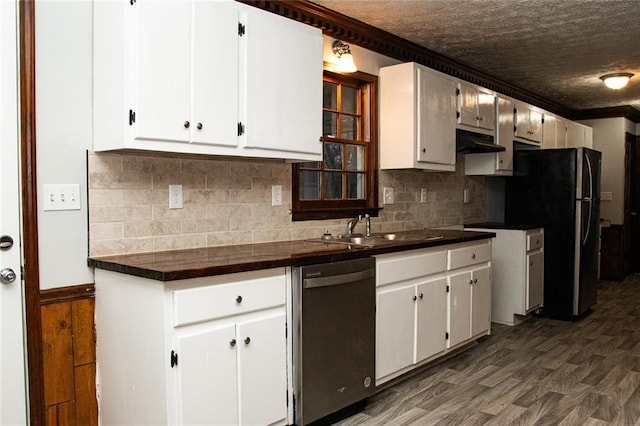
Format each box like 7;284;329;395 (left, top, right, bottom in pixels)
1;0;29;423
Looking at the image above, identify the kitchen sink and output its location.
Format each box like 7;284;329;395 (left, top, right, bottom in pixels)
306;232;445;247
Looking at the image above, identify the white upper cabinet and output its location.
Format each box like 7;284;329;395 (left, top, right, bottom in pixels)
514;101;543;144
134;1;239;147
566;120;593;148
464;96;513;176
241;3;322;155
380;62;457;171
542;113;568;149
93;0;322;162
457;83;496;132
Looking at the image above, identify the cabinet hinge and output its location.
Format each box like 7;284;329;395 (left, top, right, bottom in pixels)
129;0;136;5
445;332;449;340
170;350;178;368
237;122;245;136
446;285;450;293
129;109;136;125
456;111;460;119
238;22;246;36
455;88;460;96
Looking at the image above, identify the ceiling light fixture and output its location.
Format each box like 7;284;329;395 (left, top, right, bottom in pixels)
600;72;634;90
332;40;357;73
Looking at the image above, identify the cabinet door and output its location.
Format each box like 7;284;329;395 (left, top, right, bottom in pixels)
528;110;543;143
175;324;238;425
237;313;287;426
415;278;447;362
496;97;514;171
135;1;191;143
555;117;567;148
457;83;478;128
471;265;491;337
376;285;416;379
447;272;471;348
243;6;322;155
526;251;544;311
542;114;557;149
416;68;456;166
477;89;496;131
191;1;239;147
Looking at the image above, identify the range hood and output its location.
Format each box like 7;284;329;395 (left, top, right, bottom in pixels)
456;129;506;154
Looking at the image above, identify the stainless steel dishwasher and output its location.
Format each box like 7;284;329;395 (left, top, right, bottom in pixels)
292;257;376;425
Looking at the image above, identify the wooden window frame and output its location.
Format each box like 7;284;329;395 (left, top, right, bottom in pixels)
292;70;379;221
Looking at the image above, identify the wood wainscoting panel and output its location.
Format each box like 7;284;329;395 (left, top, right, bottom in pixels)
71;298;95;366
74;364;98;425
41;302;75;406
40;284;97;426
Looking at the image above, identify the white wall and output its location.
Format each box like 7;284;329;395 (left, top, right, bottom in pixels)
580;117;626;224
35;1;94;288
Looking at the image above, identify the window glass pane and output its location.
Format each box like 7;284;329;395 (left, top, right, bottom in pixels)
324;143;343;170
299;171;320;200
346;144;365;171
340;115;358;140
347;173;365;199
300;161;321;169
323;82;338;109
323;111;338;137
324;172;343;199
342;86;358;114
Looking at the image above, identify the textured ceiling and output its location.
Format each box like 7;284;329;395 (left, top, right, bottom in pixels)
311;0;640;112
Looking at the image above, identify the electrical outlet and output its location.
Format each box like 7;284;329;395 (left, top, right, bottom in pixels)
420;188;427;203
272;185;283;206
169;185;183;209
383;187;394;204
43;184;81;211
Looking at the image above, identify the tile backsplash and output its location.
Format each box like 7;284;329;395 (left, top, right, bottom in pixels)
88;151;485;257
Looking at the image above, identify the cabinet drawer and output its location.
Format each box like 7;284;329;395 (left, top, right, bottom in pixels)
447;241;491;270
173;275;285;327
527;231;543;251
376;249;447;286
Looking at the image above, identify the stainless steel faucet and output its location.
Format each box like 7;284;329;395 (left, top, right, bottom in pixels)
346;215;362;236
364;214;371;237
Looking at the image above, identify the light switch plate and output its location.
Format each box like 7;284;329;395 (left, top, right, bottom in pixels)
169;185;183;209
601;191;612;201
43;184;81;211
383;187;394;204
272;185;283;206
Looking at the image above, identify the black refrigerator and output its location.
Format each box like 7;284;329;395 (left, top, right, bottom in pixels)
505;148;601;320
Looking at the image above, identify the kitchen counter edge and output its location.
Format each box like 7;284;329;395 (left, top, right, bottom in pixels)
88;230;496;282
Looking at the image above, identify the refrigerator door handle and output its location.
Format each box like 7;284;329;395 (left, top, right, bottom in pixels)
583;199;592;246
585;152;593;200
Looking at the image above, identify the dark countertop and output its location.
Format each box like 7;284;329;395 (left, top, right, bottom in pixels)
464;222;544;231
88;229;496;281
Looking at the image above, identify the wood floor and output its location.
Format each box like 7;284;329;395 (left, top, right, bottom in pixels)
336;276;640;425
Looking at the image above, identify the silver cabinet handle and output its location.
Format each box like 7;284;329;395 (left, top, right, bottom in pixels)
244;337;251;345
419;293;424;299
0;235;13;249
473;278;478;283
183;121;190;129
471;253;476;259
230;339;236;347
236;295;243;303
469;279;473;285
412;295;417;302
196;122;203;130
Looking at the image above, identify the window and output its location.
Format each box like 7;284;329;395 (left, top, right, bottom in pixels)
292;70;378;221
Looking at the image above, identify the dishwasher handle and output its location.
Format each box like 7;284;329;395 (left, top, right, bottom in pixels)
304;268;374;289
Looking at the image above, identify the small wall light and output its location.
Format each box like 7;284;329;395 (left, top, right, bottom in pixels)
600;72;634;90
332;40;357;73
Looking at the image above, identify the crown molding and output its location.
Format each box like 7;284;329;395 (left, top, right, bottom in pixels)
571;106;640;123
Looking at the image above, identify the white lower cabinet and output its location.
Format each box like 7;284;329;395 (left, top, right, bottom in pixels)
376;277;447;380
465;227;544;325
447;265;491;348
375;240;492;385
94;268;288;426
